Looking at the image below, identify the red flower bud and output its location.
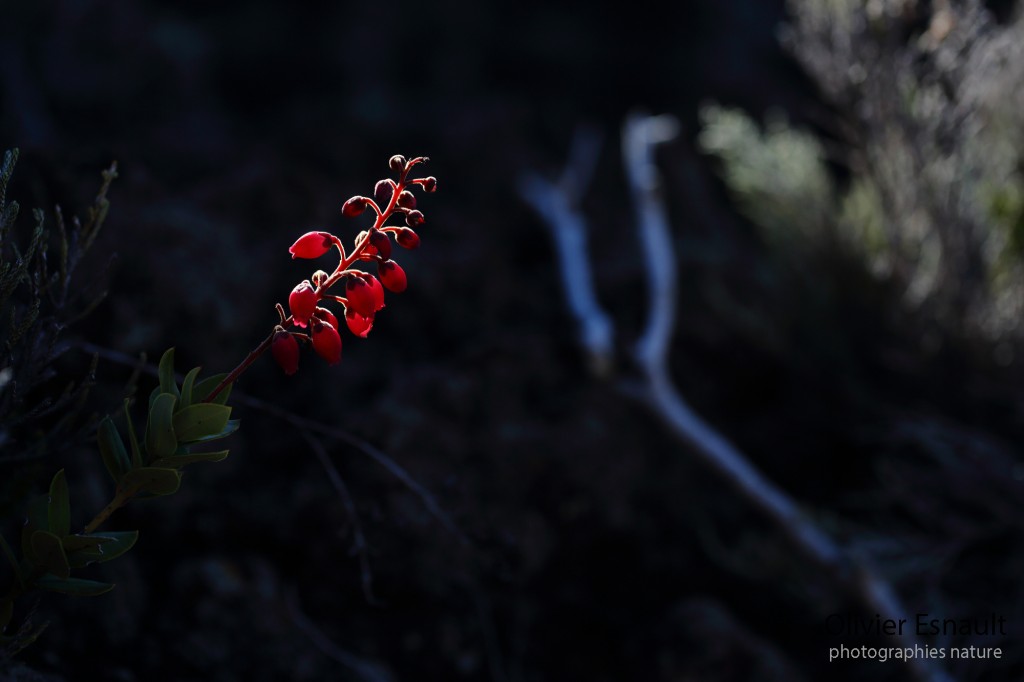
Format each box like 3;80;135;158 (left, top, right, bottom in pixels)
374;179;396;206
378;260;407;293
397;190;417;210
289;231;334;259
395;227;420;249
271;330;300;376
342;196;369;218
345;275;378;317
421;176;437;193
344;310;374;338
288;280;318;328
311;317;342;365
368;228;392;260
314;306;338;331
405;210;425;228
354;231;377;259
389;155;406;172
311;270;330;287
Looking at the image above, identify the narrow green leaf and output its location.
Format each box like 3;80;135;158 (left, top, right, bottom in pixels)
178;366;202;409
97;417;131;483
47;470;70;537
172;403;231;443
30;530;70;580
68;530;138;567
157;347;179;398
153;450;229;468
35;575;114;597
61;534;114;554
145;393;178;459
121;467;182;497
187;418;240;444
92;530;138;564
192;373;232;405
124;399;142;469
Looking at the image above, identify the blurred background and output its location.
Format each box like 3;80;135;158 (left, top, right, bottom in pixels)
2;0;1024;680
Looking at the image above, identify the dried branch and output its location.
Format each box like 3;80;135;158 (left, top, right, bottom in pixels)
521;114;954;682
518;126;615;376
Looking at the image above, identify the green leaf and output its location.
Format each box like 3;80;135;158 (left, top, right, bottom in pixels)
153;450;229;468
172;403;231;443
30;530;70;580
35;575;114;597
157;347;179;399
121;467;182;497
145;393;178;459
178;366;202;409
124;399;143;469
187;418;240;444
61;534;114;554
97;417;131;483
21;495;48;561
192;373;232;405
92;530;138;564
67;530;138;567
47;470;70;537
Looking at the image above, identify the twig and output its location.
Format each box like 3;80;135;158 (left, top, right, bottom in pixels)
284;585;393;682
297;429;378;604
518;126;615;377
522;113;953;682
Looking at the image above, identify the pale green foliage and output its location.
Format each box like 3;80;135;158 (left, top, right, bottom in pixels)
697;106;835;246
702;0;1024;337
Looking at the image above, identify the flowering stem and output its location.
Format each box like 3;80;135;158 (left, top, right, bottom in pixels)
199;157;427;401
200;325;282;403
320;166;410;293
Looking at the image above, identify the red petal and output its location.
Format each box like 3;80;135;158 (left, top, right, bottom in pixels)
344;310;374;338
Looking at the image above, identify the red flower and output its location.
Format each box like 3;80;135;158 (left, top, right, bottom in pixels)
271;330;300;375
311;317;342;365
345;276;377;317
342;196;369;218
378;260;407;293
374;179;396;205
289;231;334;259
289;280;318;327
313;306;338;331
395;227;420;249
396;190;416;209
368;228;392;260
405;210;425;227
365;274;385;311
345;310;374;338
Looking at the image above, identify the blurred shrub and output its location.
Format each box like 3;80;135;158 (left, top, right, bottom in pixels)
699;0;1024;338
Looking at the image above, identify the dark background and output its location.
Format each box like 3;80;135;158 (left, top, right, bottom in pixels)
2;1;1023;681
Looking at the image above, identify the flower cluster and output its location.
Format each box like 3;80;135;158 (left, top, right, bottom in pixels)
271;155;436;375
